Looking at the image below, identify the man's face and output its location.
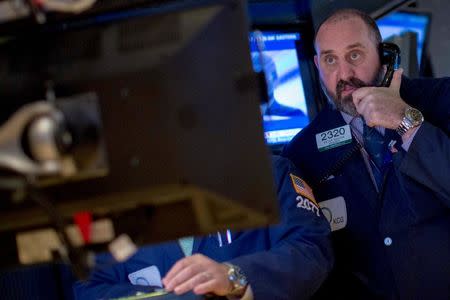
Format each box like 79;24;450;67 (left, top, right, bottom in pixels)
314;16;382;116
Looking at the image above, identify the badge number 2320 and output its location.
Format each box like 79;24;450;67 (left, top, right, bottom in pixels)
316;125;352;152
320;127;346;141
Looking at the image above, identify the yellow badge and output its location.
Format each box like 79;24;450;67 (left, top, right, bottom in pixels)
289;174;318;207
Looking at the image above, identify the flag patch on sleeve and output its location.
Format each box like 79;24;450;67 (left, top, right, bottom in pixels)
289;174;318;206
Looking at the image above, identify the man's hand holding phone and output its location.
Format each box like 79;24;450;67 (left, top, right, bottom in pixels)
352;68;408;130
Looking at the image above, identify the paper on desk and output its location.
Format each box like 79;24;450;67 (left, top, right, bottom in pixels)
128;265;162;288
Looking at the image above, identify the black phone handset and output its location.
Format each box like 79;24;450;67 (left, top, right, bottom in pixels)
379;42;401;87
315;43;401;186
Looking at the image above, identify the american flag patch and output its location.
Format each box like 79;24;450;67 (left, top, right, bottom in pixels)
290;174;318;207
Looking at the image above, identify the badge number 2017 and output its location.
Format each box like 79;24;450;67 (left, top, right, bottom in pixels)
316;125;352;152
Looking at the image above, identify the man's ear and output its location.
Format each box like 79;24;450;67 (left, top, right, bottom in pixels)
314;55;319;69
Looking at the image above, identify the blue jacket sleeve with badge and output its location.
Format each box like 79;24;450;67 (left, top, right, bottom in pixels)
227;155;333;300
74;155;333;300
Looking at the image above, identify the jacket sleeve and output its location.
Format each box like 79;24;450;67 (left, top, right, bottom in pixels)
398;122;450;206
399;77;450;207
228;155;333;300
74;266;153;300
73;244;172;300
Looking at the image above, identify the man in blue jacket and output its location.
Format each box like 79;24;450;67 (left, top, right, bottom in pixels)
74;155;333;300
282;8;450;300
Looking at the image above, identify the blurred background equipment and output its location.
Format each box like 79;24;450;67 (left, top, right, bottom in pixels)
0;0;277;298
1;0;449;299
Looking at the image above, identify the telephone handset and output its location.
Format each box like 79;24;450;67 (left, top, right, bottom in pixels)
378;42;401;87
315;43;401;186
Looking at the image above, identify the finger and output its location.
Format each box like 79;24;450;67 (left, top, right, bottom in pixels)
193;278;228;296
352;87;373;108
173;272;214;295
163;257;190;285
164;255;209;289
355;95;368;115
164;262;200;291
388;68;403;91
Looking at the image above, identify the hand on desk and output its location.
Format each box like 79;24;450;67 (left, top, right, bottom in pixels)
162;254;232;296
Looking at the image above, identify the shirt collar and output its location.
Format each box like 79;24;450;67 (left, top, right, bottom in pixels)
340;111;385;136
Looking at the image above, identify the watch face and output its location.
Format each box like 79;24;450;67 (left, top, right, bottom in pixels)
406;107;424;126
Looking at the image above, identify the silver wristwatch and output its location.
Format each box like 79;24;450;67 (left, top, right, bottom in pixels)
223;263;248;297
396;106;424;136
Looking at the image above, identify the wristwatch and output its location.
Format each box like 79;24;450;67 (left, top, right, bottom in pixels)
396;106;424;136
223;263;248;297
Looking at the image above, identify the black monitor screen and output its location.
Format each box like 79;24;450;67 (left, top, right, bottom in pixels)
377;11;430;68
0;0;278;268
249;30;310;146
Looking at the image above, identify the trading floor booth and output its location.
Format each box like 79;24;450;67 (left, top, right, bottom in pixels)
0;0;429;299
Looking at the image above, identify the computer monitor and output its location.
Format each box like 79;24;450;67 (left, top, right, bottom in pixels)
377;11;430;70
249;30;310;146
0;0;278;271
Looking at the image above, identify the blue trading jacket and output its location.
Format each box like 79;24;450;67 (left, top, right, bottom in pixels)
282;77;450;300
74;155;333;300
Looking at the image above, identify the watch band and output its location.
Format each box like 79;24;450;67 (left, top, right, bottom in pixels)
223;263;248;297
396;106;424;136
396;119;412;136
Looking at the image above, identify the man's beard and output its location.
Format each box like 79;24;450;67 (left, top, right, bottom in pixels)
322;68;384;116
